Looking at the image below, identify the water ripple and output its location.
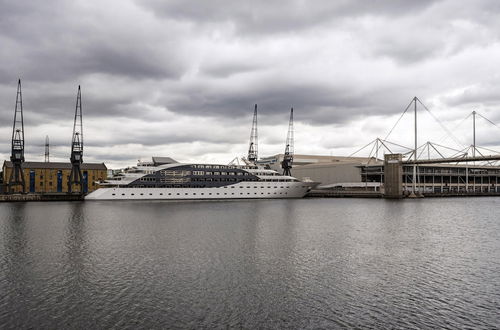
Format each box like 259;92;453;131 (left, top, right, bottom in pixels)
0;198;499;328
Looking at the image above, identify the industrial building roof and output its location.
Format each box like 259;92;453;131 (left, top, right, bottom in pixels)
2;161;107;170
364;162;500;169
259;154;380;165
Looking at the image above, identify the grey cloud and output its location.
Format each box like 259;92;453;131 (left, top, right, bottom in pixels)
201;62;263;78
441;83;500;108
138;0;440;35
2;0;500;166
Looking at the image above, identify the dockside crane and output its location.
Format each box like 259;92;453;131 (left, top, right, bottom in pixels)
8;79;26;193
247;104;258;164
281;108;294;176
68;86;84;194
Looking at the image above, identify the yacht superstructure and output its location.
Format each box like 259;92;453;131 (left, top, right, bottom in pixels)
85;157;316;200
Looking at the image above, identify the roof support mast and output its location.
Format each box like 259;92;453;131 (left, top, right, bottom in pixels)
281;108;294;176
247;104;258;163
8;79;26;193
413;96;417;194
68;86;84;194
472;110;476;158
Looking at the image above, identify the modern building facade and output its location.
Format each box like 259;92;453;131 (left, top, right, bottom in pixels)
370;160;500;195
258;154;379;187
259;153;500;196
2;161;107;194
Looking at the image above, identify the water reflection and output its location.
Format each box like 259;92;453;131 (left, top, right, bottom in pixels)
0;198;499;328
63;203;90;302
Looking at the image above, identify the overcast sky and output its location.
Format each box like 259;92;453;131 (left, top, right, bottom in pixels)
1;0;500;168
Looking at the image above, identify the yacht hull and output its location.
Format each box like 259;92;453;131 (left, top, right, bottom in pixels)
85;182;312;200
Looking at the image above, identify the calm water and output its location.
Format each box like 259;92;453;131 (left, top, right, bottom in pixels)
0;198;499;329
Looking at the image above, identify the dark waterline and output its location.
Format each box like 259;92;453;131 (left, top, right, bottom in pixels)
1;198;499;329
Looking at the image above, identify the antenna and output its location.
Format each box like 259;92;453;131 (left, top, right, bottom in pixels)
44;135;50;162
247;104;258;163
8;79;26;193
68;85;84;193
281;107;294;176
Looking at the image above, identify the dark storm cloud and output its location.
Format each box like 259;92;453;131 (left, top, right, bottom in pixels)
138;0;440;35
0;0;187;84
161;78;421;125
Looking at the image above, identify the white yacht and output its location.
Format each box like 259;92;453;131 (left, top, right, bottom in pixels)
85;157;316;200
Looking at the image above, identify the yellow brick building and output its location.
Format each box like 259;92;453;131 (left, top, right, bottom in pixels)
2;161;107;194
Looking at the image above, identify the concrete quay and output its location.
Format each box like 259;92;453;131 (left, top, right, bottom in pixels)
0;193;84;202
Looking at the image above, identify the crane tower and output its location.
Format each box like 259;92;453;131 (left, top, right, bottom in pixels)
8;79;26;193
68;86;84;193
281;108;294;176
247;104;258;163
